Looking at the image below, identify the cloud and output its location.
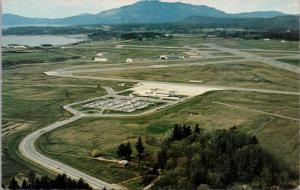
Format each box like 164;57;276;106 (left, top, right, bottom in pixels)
3;0;299;18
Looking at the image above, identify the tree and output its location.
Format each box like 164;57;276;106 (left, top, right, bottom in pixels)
34;178;42;189
124;142;133;161
91;149;102;158
9;173;91;189
64;89;70;98
135;137;145;161
28;170;36;186
21;180;28;189
8;177;19;190
40;176;50;189
117;143;126;159
194;124;201;134
171;124;182;141
250;136;258;145
183;125;191;138
117;142;132;160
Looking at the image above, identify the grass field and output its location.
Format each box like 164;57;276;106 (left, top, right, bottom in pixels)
78;61;299;92
3;49;81;66
242;51;296;57
2;54;133;184
277;59;300;67
37;91;299;189
121;37;299;51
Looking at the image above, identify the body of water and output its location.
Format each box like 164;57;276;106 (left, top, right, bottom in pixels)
2;35;87;47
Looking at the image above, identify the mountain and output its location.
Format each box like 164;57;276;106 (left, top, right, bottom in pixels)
181;15;299;31
94;0;227;24
3;0;288;25
3;14;53;25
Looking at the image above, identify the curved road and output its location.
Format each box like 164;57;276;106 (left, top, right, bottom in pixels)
18;43;300;190
19;116;117;190
18;88;125;190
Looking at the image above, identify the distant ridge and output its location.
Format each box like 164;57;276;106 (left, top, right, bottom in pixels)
3;0;288;25
180;15;299;31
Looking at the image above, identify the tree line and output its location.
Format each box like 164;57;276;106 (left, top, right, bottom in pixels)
140;124;296;189
6;172;92;190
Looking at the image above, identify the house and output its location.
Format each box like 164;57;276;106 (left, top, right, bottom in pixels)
126;58;133;63
94;52;108;62
97;52;103;57
94;57;108;62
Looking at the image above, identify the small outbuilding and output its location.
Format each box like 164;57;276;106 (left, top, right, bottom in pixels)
126;58;133;63
118;160;129;167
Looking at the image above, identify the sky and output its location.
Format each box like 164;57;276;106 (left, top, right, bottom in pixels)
3;0;299;18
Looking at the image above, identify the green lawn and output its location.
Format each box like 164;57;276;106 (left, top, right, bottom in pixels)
277;59;300;67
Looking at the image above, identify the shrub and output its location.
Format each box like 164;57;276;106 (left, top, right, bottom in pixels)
91;149;102;157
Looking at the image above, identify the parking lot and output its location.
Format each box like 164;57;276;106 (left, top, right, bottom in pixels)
83;96;158;113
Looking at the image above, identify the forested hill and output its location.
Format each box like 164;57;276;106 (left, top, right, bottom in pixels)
144;125;297;189
180;15;299;31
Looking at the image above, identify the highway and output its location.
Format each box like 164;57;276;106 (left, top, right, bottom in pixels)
19;43;300;190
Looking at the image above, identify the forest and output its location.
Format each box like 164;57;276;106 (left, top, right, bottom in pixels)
141;125;296;189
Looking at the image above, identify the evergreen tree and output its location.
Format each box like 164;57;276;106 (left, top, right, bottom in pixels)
8;177;19;190
117;143;126;159
135;137;145;161
8;173;91;190
157;149;168;169
117;142;132;160
40;176;50;189
27;171;36;188
34;178;41;189
171;124;182;141
21;180;28;189
250;136;258;144
124;142;133;161
194;124;201;134
183;125;192;138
